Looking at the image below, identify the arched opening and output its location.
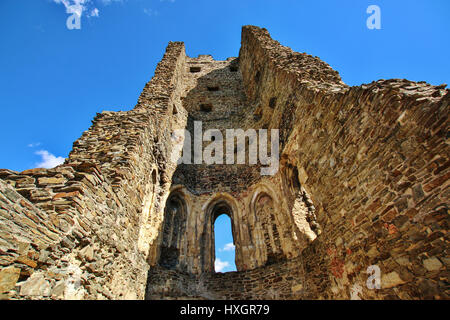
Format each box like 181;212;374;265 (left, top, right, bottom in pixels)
158;192;187;270
214;214;236;273
200;197;239;273
253;192;284;265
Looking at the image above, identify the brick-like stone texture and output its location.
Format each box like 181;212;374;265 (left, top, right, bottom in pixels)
0;26;448;300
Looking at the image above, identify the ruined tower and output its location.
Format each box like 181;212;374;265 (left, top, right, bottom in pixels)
0;26;448;300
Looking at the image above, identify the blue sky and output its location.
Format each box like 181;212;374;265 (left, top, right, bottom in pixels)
0;0;449;172
0;0;449;271
214;214;236;272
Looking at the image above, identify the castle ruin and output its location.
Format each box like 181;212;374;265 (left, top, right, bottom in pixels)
0;26;448;300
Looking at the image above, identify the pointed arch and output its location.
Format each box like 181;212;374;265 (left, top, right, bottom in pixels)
251;187;284;265
158;189;188;270
200;193;241;273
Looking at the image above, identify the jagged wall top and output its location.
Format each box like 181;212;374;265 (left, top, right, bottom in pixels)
241;26;346;90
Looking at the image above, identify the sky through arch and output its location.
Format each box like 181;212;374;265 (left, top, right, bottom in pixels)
214;214;236;273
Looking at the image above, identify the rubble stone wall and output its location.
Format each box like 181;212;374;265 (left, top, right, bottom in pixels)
0;26;448;300
145;255;307;300
0;42;188;299
239;26;449;299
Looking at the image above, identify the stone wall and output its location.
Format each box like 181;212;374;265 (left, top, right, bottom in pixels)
239;26;449;299
146;25;448;300
0;25;448;300
0;42;188;299
159;41;318;276
146;255;307;300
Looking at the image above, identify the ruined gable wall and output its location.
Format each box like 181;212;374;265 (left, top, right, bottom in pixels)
157;52;316;275
148;24;448;301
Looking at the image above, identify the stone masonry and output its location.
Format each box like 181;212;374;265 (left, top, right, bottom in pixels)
0;26;448;300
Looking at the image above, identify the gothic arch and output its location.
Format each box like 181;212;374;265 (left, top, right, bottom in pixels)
200;193;240;273
158;189;188;270
249;182;280;209
251;186;285;265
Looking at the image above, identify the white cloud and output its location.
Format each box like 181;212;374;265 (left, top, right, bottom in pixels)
53;0;99;19
214;258;230;273
53;0;86;15
35;150;65;169
219;242;235;252
27;142;41;148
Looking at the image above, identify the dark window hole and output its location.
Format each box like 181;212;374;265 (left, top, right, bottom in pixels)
255;71;261;83
200;104;213;112
269;97;277;108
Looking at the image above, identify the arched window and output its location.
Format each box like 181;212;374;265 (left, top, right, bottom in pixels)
214;214;236;273
200;197;240;273
159;192;187;270
254;192;283;265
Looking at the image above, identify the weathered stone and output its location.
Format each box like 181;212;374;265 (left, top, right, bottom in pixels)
52;191;80;200
0;266;21;293
37;177;66;185
291;284;303;293
51;280;66;299
78;245;95;262
423;257;443;272
20;168;48;176
19;273;51;296
15;256;37;268
381;272;406;289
